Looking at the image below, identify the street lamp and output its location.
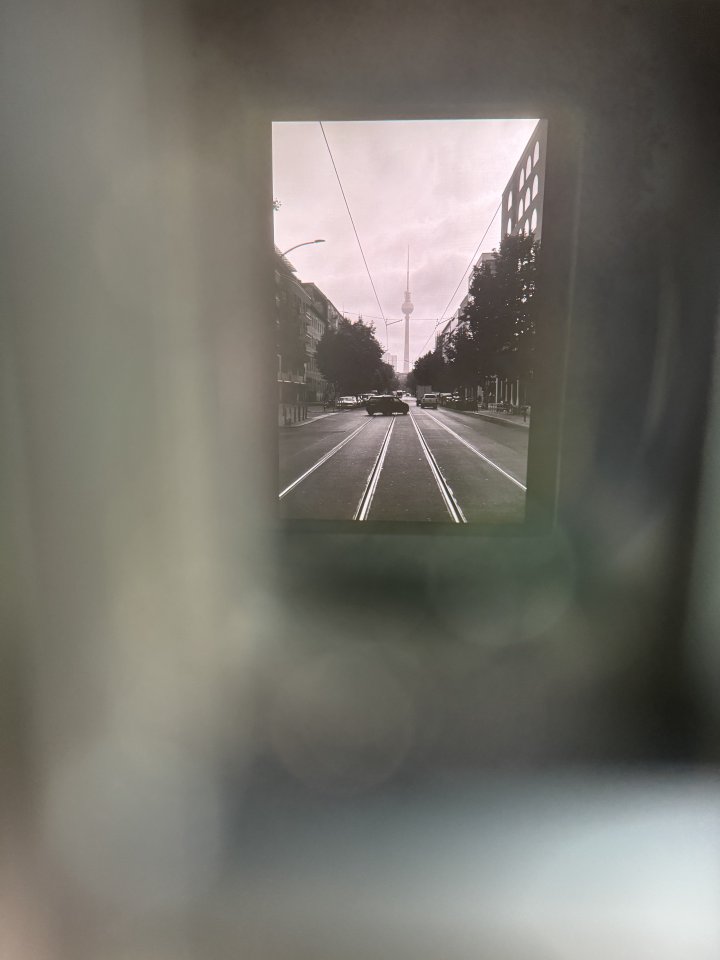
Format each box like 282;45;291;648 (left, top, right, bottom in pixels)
280;239;325;257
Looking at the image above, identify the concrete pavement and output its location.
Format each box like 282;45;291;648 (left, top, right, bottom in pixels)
278;403;338;428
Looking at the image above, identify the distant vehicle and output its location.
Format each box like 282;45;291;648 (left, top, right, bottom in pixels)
366;395;410;416
416;384;432;405
419;393;438;409
337;396;357;409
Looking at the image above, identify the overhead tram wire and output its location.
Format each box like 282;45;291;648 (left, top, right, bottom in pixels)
414;199;503;360
318;121;389;347
343;311;406;326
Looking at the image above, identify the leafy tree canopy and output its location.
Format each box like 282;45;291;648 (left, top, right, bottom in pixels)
412;349;448;391
376;361;399;394
316;317;385;395
449;232;539;385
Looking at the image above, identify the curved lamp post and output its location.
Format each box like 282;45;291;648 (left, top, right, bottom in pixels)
280;239;325;257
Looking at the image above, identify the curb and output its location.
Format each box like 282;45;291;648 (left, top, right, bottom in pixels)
451;409;530;430
280;411;338;428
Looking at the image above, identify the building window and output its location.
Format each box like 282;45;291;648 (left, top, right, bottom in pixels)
533;141;540;164
518;199;524;218
526;156;532;177
532;173;539;199
519;169;525;189
531;208;538;231
525;186;531;208
506;191;513;210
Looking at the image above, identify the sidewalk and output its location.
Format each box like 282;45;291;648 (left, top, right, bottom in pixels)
278;403;337;428
444;405;530;429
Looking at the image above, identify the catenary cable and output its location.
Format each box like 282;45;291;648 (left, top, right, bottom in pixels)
319;121;390;347
414;199;503;359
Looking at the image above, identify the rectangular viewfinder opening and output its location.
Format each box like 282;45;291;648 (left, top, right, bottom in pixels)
274;118;551;529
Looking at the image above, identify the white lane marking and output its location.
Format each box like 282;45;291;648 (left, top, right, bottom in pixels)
409;415;466;523
421;410;527;491
279;419;370;500
354;417;396;521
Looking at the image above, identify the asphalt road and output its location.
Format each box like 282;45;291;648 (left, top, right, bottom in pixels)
279;406;528;523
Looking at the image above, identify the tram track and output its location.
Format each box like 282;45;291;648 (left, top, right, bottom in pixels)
353;417;396;520
421;410;527;492
278;407;526;520
409;413;466;523
278;418;371;500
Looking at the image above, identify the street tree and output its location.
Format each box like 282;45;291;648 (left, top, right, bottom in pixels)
375;361;399;394
316;316;385;396
444;324;480;393
412;348;448;391
450;232;539;393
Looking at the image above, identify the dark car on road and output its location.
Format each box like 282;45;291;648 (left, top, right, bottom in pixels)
365;395;410;416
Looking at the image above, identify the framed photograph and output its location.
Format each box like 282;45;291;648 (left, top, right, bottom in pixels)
272;110;581;535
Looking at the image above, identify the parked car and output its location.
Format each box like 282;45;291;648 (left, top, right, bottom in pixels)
419;393;438;409
337;396;357;409
365;395;410;416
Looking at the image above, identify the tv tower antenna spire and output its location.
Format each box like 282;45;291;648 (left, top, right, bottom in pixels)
401;246;414;374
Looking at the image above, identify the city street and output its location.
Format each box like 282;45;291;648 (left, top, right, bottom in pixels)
279;406;528;523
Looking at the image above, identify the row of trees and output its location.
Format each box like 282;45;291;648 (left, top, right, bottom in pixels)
317;317;398;398
408;233;539;399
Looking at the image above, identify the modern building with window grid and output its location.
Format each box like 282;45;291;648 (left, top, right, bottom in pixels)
501;120;547;242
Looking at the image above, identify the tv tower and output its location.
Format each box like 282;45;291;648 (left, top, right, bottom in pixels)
401;247;414;373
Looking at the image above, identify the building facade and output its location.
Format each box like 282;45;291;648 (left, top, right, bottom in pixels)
276;252;343;415
302;282;343;401
501;120;547;242
382;350;398;371
275;250;311;412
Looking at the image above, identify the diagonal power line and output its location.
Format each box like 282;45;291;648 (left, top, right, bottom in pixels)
415;199;503;359
319;121;389;348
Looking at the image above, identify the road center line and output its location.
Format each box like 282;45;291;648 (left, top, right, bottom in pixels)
278;419;370;500
422;410;527;492
410;415;466;523
354;417;396;521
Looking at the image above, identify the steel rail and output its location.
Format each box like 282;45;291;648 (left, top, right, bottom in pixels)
353;417;396;521
422;410;527;491
278;419;370;500
409;415;467;523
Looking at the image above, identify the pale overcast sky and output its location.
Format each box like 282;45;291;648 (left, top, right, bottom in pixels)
272;119;539;365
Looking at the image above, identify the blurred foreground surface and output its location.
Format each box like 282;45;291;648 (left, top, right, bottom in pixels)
7;764;720;959
3;0;720;958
